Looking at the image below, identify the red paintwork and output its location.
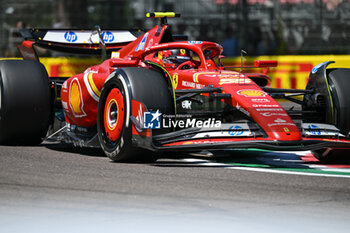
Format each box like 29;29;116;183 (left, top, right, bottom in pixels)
60;23;301;142
103;88;125;141
131;100;151;137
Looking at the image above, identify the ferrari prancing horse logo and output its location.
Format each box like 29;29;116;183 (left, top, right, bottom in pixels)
172;73;178;89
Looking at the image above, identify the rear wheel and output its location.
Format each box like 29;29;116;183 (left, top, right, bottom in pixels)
97;67;174;162
0;60;51;144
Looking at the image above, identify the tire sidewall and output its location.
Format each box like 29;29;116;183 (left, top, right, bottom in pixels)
0;60;51;144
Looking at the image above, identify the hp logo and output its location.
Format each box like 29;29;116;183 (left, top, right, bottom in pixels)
228;125;244;136
64;31;77;42
102;31;114;43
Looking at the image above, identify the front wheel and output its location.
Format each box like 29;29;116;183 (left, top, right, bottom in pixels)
312;149;350;163
97;72;134;162
97;67;175;162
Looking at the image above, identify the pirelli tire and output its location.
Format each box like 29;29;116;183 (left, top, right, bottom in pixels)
312;68;350;162
97;67;174;162
0;60;51;144
327;68;350;134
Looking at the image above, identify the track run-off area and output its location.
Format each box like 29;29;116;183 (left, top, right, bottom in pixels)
1;143;350;233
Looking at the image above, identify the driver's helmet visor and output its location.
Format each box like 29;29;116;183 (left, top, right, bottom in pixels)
165;49;191;65
174;55;190;64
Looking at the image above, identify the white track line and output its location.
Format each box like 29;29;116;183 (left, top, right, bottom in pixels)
183;158;350;179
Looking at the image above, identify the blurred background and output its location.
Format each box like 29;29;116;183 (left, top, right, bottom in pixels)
1;0;349;89
1;0;350;57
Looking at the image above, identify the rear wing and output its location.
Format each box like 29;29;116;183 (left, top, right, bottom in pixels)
19;28;144;55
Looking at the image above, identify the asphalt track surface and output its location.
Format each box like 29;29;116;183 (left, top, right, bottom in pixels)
1;143;350;233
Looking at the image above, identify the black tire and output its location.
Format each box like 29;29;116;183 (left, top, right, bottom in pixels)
0;60;51;145
311;68;350;162
327;68;350;134
97;67;174;162
312;149;350;163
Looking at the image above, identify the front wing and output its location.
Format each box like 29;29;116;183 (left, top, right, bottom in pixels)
146;123;350;152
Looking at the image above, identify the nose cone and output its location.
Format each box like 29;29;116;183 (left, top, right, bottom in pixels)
267;126;302;141
226;85;302;142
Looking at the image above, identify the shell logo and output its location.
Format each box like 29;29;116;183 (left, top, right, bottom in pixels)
70;82;81;113
237;89;267;97
69;78;86;117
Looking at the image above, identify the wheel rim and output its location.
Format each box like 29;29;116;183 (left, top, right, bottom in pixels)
103;88;125;141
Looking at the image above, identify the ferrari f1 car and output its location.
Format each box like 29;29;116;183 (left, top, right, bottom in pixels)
1;12;350;162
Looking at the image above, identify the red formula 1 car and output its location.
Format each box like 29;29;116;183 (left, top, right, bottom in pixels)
1;12;350;162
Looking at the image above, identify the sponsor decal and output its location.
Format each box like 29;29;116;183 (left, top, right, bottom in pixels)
44;30;136;44
256;108;284;112
268;123;295;127
69;78;86;117
252;98;270;103
303;123;344;137
252;104;279;108
102;31;114;42
143;110;161;129
136;32;148;51
218;73;243;78
64;31;77;42
236;103;250;116
181;100;192;109
237;89;267;97
260;112;288;117
182;80;195;88
274;118;286;123
188;41;202;44
228;125;244;136
182;80;205;89
172;73;179;89
219;78;252;85
307;124;321;135
192;72;242;83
